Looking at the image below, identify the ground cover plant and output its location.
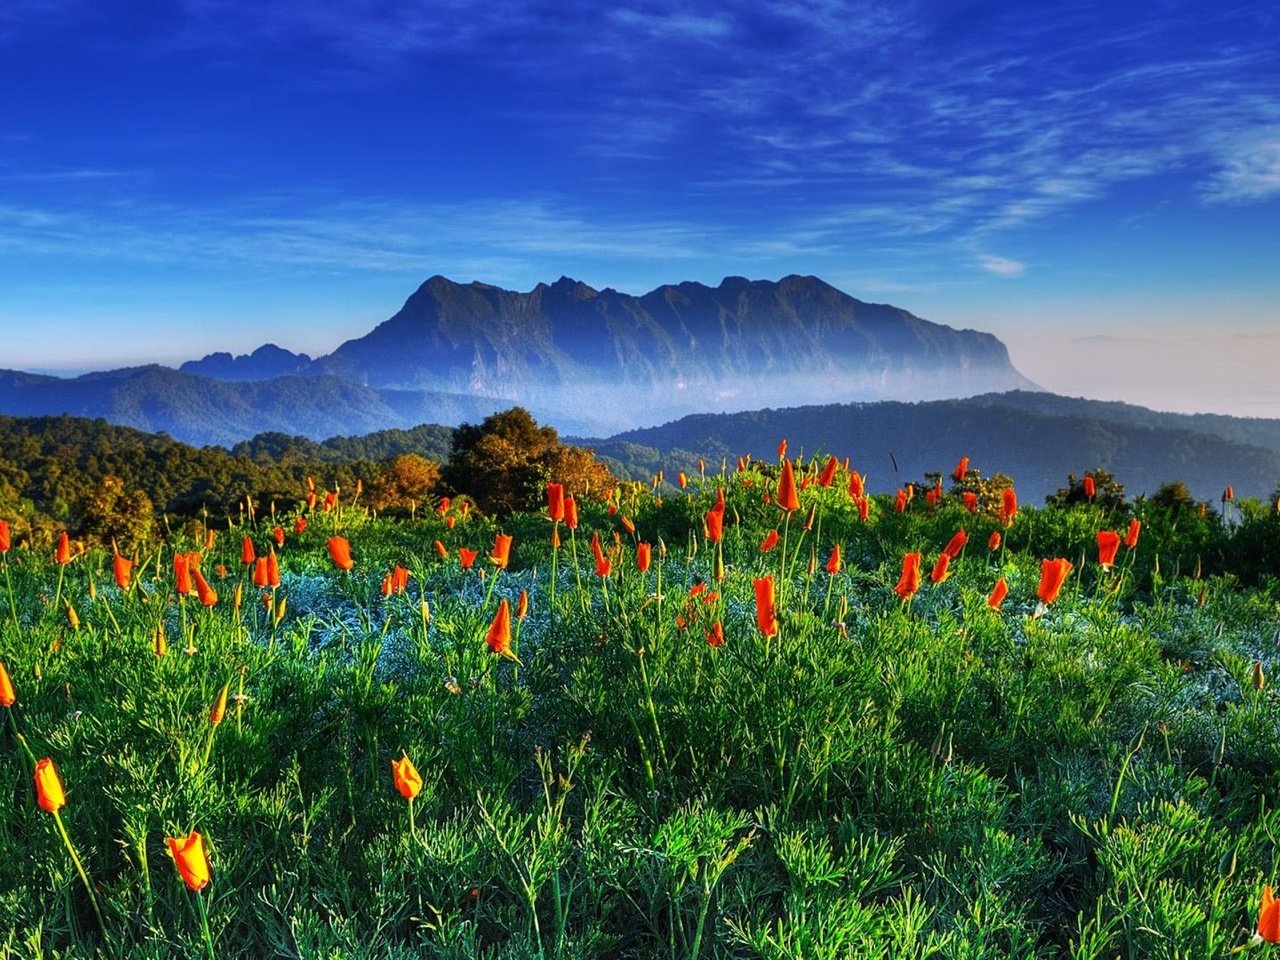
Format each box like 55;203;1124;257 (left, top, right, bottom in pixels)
3;452;1280;958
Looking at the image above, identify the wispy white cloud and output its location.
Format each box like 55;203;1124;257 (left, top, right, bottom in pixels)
978;255;1024;278
1202;132;1280;203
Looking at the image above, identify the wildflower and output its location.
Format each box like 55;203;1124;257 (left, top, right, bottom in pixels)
963;491;977;512
1252;660;1266;691
113;553;133;590
678;472;688;488
894;552;922;601
294;516;307;534
267;550;281;589
55;531;71;565
1225;486;1235;501
564;496;579;530
273;526;285;547
486;598;516;659
848;472;865;498
0;520;9;553
391;565;409;594
241;536;255;566
490;533;513;569
636;542;652;572
856;496;869;522
327;536;354;572
952;457;969;482
988;531;1002;551
252;558;269;588
210;683;229;725
434;540;448;559
988;577;1009;610
753;576;779;637
459;548;478;569
1083;475;1096;499
759;529;780;552
1096;530;1121;569
516;589;529;620
0;660;15;707
1124;518;1141;549
595;554;612;577
705;506;724;543
166;831;211;891
34;757;66;813
154;623;168;657
894;489;907;513
1258;886;1280;943
825;544;842;575
391;753;423;801
1000;488;1018;525
777;438;787;459
930;553;951;584
776;461;800;513
192;568;218;607
1036;558;1073;606
546;483;565;522
323;492;337;512
942;529;968;559
174;554;193;595
706;621;725;647
818;456;839;487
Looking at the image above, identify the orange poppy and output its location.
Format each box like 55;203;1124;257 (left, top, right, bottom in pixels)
894;552;922;601
952;456;969;482
930;553;951;584
706;621;725;647
434;540;448;558
34;757;66;813
1096;530;1121;569
516;589;529;620
1083;475;1096;499
174;554;193;595
273;526;285;547
327;536;354;572
0;520;9;553
391;753;423;800
113;553;133;590
167;831;211;891
678;472;688;488
486;598;515;659
759;529;780;552
267;550;281;589
252;557;269;588
294;516;307;534
856;496;869;522
1037;558;1073;606
894;489;907;513
942;529;968;558
848;471;865;498
210;683;229;724
988;577;1009;610
192;568;218;607
391;565;409;594
776;460;800;513
825;544;842;575
490;533;513;569
1000;488;1018;525
636;542;652;572
963;492;977;512
1259;886;1280;943
753;576;779;637
705;506;724;543
241;536;255;566
564;496;579;530
1124;518;1141;549
0;659;15;707
458;548;478;569
54;531;71;565
818;456;838;487
546;483;565;522
988;531;1002;551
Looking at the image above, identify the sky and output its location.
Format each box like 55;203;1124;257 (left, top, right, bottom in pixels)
1;0;1278;416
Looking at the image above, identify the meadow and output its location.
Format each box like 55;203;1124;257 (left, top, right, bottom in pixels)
3;453;1280;959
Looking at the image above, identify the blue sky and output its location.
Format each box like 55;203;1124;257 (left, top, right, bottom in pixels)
2;1;1278;415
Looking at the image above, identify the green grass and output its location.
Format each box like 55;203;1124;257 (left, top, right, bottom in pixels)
2;465;1280;958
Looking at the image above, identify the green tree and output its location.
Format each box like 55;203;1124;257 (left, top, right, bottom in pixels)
76;475;155;552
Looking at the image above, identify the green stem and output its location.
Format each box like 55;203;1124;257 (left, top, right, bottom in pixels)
52;809;112;955
195;887;216;960
2;554;19;633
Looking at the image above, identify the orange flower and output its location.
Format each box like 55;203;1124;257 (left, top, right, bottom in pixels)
988;577;1009;610
988;531;1002;551
434;540;448;558
486;598;515;659
930;553;951;584
706;621;725;647
952;456;969;482
490;533;513;569
1096;530;1121;569
267;549;281;589
241;536;256;566
818;456;838;487
705;506;724;543
894;489;907;513
636;542;652;572
516;589;529;620
777;438;787;459
166;831;211;891
678;472;688;488
437;496;451;515
192;568;218;607
856;496;869;522
0;659;15;707
894;552;922;601
174;554;193;595
546;483;565;522
34;757;65;813
1124;518;1141;549
753;576;779;637
759;529;780;552
776;460;800;513
273;526;285;547
253;557;269;588
459;547;478;569
962;492;977;513
323;491;338;512
380;573;393;597
925;488;939;508
327;536;354;572
825;544;842;575
294;516;307;534
1083;475;1096;499
0;519;9;553
564;496;579;530
210;683;229;724
391;753;423;800
1259;886;1280;943
113;553;133;590
847;471;865;499
391;565;409;594
1000;488;1018;525
942;529;968;559
1225;485;1235;501
1037;558;1073;606
595;554;612;577
306;491;318;510
54;531;71;565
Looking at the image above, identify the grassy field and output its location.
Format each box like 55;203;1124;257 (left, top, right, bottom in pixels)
2;456;1280;958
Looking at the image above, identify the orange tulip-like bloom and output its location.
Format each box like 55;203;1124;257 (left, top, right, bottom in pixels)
490;533;513;569
856;496;870;522
847;471;865;499
776;460;800;513
988;531;1002;551
818;456;839;488
777;438;787;459
760;529;780;552
942;529;968;559
34;757;66;813
636;542;652;572
1096;530;1121;569
546;483;565;522
210;683;229;725
113;553;133;590
327;536;354;572
705;506;724;543
894;489;907;513
564;496;579;530
267;549;281;589
894;552;922;601
434;540;448;558
595;554;612;577
486;598;515;658
167;831;211;891
295;516;307;534
0;659;15;707
1225;485;1235;501
925;488;939;508
391;565;409;594
930;553;951;584
192;568;218;607
273;526;285;547
54;531;71;565
1000;488;1018;525
952;456;969;482
391;753;423;801
459;547;478;569
825;544;842;575
306;491;318;510
437;496;451;515
323;491;338;512
1259;886;1280;943
241;536;255;566
963;491;977;512
516;589;529;620
1083;475;1096;499
678;472;688;488
380;573;393;597
753;576;779;637
1036;558;1073;606
252;557;269;588
988;577;1009;610
706;621;725;647
174;554;193;595
0;519;9;552
1124;518;1141;549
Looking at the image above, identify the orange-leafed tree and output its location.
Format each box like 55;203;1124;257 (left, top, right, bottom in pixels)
368;453;441;515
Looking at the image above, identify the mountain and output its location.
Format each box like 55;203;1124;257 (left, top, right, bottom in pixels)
180;344;312;380
311;274;1038;430
583;397;1280;502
